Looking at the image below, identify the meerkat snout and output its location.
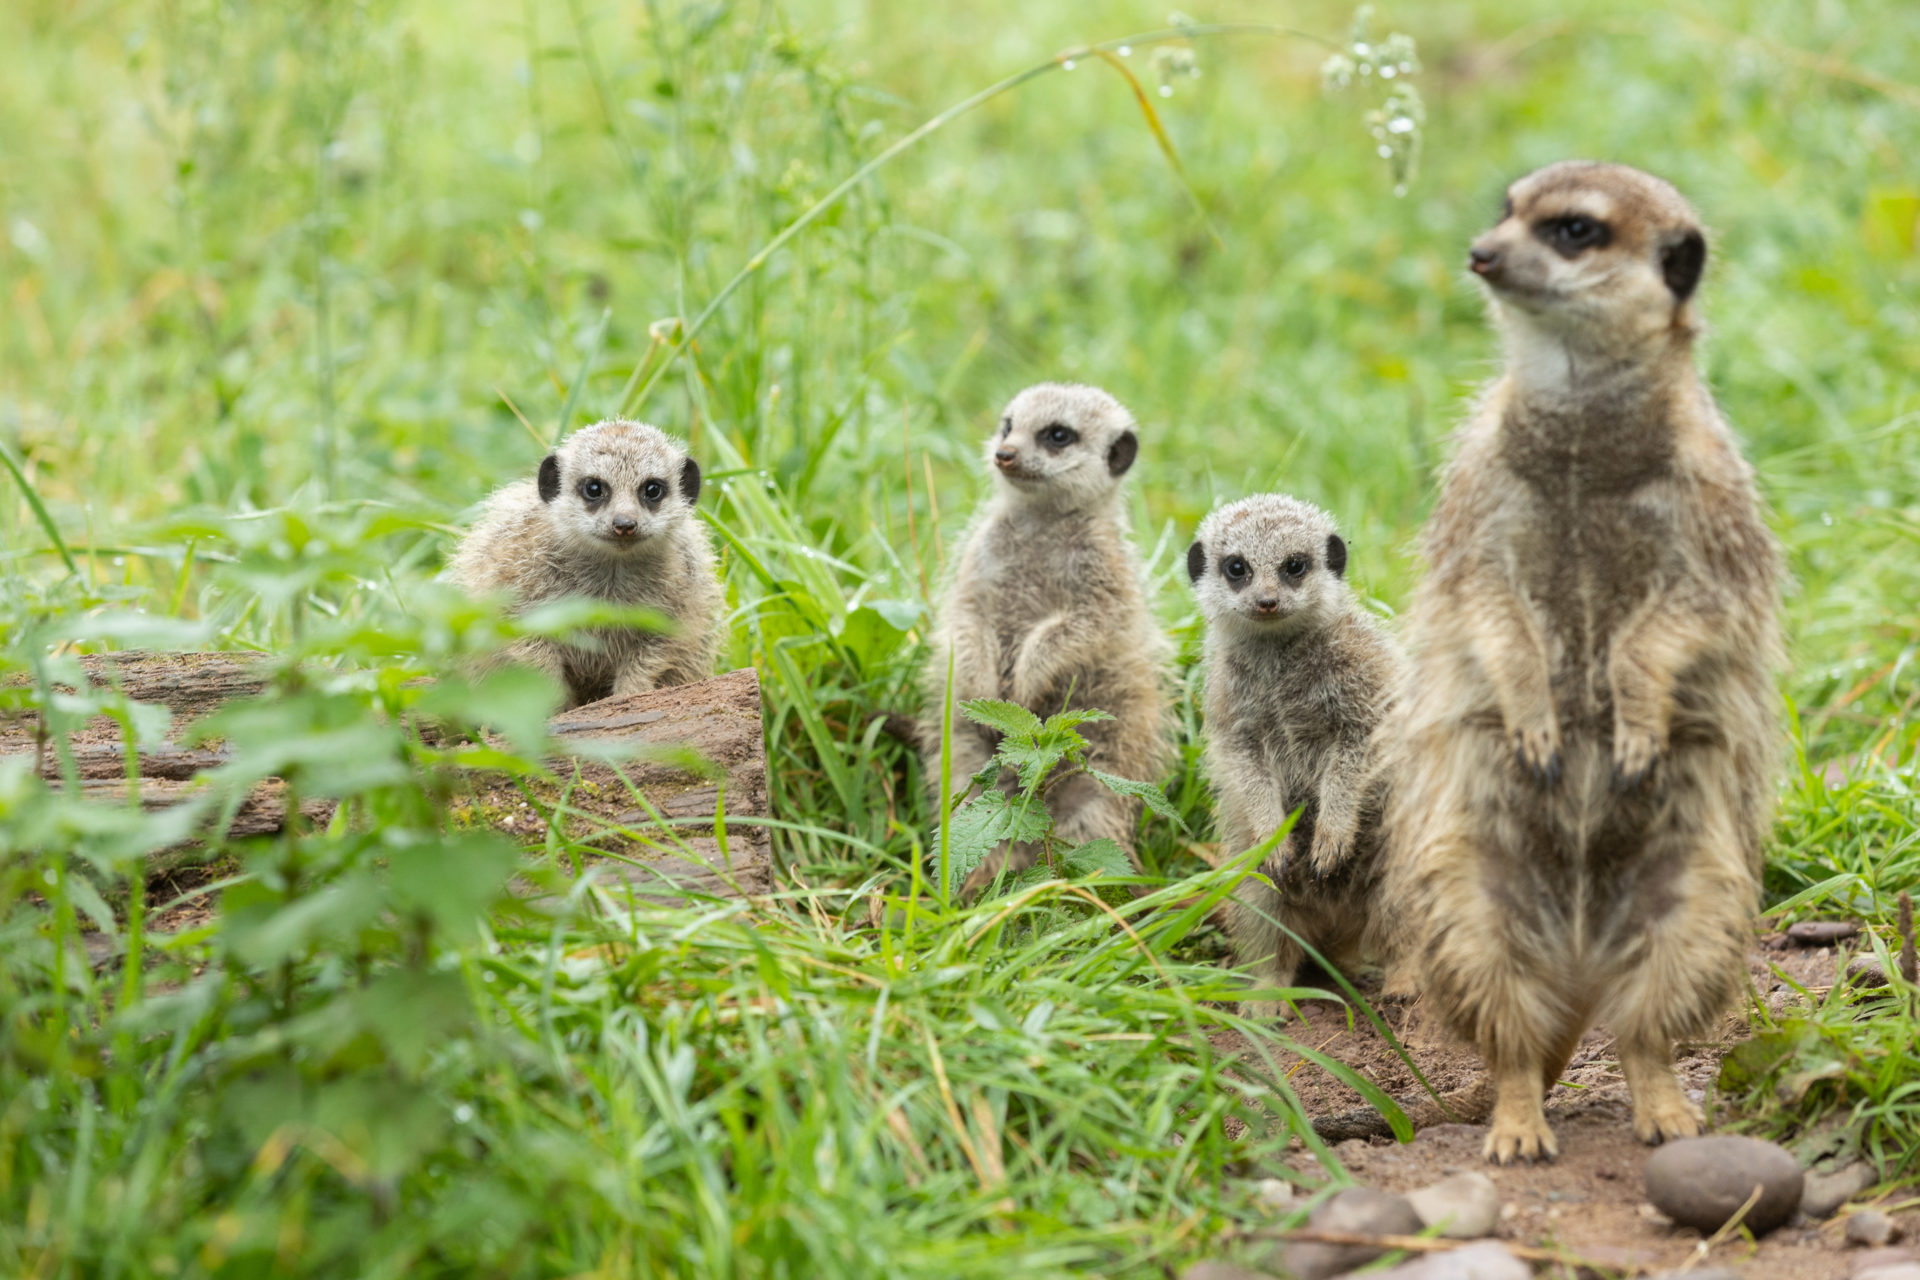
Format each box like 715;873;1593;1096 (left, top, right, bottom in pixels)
1470;160;1708;356
984;383;1139;508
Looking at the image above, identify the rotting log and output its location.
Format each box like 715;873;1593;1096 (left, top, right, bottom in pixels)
0;653;771;900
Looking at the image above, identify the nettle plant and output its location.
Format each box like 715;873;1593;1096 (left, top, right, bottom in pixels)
937;699;1184;900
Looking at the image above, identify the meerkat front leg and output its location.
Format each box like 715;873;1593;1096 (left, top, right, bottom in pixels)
1009;612;1101;710
1607;596;1718;787
503;636;577;707
1463;581;1561;781
1306;743;1369;879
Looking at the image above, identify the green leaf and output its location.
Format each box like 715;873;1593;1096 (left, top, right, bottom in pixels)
1063;837;1131;879
960;698;1043;740
945;788;1050;892
1087;769;1189;834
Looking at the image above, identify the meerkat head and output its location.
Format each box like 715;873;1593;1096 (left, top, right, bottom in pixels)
1187;495;1351;639
984;383;1139;512
1469;161;1707;370
536;419;701;555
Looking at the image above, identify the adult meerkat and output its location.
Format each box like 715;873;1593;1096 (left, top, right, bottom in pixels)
921;383;1171;897
1188;495;1402;1020
448;419;724;708
1384;162;1783;1163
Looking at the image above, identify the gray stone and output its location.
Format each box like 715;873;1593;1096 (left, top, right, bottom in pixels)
1404;1172;1501;1240
1252;1177;1296;1214
1848;1210;1902;1247
1643;1135;1802;1236
1803;1158;1879;1217
1855;1266;1920;1280
1261;1186;1424;1280
1788;919;1860;945
1356;1241;1529;1279
1851;1247;1920;1276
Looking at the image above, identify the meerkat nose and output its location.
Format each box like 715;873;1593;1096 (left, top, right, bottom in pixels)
993;448;1017;465
1254;597;1279;614
1469;243;1503;276
611;515;638;535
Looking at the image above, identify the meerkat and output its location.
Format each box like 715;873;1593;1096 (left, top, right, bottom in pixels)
1381;161;1783;1164
448;419;724;708
1188;495;1403;1020
921;383;1171;898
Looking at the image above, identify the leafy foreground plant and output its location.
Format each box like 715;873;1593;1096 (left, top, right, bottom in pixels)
0;519;1408;1278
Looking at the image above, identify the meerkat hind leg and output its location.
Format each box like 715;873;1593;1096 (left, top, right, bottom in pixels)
1484;1052;1558;1165
1618;1031;1703;1145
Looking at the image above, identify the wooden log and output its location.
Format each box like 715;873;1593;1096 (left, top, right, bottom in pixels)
0;653;772;900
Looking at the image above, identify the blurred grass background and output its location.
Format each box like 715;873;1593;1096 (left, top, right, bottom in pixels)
3;0;1919;1273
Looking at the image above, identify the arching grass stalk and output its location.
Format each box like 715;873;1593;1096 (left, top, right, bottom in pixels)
612;22;1334;419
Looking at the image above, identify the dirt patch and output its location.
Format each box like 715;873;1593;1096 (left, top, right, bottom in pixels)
1224;943;1904;1277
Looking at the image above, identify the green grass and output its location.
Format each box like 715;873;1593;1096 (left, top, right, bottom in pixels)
3;0;1919;1273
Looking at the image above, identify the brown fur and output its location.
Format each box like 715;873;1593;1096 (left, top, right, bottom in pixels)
447;419;724;708
921;383;1171;897
1382;162;1783;1162
1189;495;1404;1019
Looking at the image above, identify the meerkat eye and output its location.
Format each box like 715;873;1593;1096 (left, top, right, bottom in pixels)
642;479;665;503
1000;417;1012;438
1283;554;1309;578
1041;423;1078;448
579;477;607;502
1544;214;1609;252
1223;556;1250;581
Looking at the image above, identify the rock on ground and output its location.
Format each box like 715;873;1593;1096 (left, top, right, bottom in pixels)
1260;1187;1425;1280
1350;1241;1528;1279
1803;1159;1879;1217
1848;1209;1901;1247
1404;1172;1501;1240
1643;1135;1802;1236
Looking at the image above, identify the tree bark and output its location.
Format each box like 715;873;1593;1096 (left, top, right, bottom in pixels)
1;654;771;899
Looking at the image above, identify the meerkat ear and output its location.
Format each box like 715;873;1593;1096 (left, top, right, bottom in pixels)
1661;229;1706;302
537;454;561;502
679;456;702;505
1107;430;1138;477
1326;534;1348;578
1186;540;1206;584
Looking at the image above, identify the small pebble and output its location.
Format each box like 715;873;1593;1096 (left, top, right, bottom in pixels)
1260;1187;1424;1280
1846;955;1890;989
1848;1210;1901;1248
1803;1159;1879;1218
1357;1240;1529;1279
1853;1248;1920;1276
1405;1172;1501;1239
1645;1271;1741;1280
1788;919;1860;946
1252;1177;1296;1214
1644;1135;1802;1236
1856;1265;1920;1280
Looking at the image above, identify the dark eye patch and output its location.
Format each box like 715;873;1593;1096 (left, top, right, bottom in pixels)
1000;417;1012;439
578;476;609;505
642;478;666;506
1535;213;1611;258
1283;554;1310;579
1222;555;1251;589
1502;195;1514;220
1041;423;1078;449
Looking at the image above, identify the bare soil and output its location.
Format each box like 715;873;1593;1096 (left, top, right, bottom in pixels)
1225;941;1911;1278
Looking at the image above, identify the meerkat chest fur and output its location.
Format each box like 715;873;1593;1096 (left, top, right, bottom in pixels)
968;505;1133;647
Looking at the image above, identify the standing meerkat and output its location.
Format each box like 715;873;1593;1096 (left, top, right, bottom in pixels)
1188;495;1403;1019
448;419;724;708
922;383;1171;897
1383;161;1783;1163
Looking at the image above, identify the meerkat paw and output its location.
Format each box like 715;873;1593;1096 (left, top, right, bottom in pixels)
1306;828;1354;880
1630;1088;1703;1145
1483;1111;1559;1165
1508;721;1562;786
1241;999;1292;1024
1610;723;1664;790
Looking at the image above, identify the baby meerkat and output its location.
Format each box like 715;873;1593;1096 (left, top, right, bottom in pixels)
1188;495;1403;1019
922;383;1171;897
448;419;724;708
1383;162;1783;1163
